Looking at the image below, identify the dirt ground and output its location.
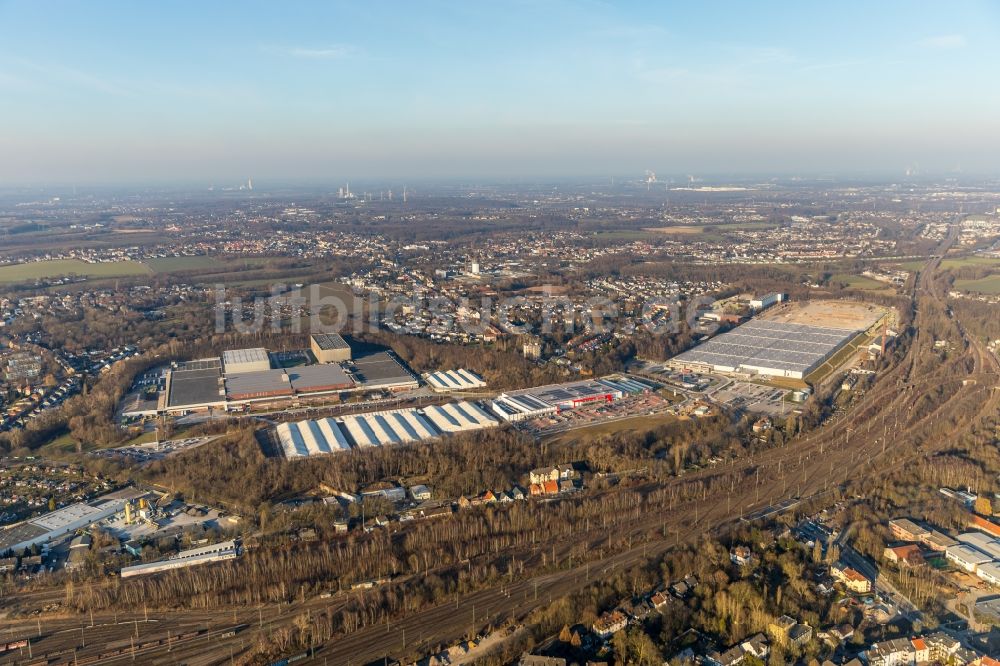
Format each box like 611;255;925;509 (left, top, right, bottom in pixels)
761;300;887;331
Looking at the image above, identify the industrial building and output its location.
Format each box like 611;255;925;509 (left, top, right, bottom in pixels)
423;368;487;392
957;532;1000;561
311;333;352;363
491;375;656;422
286;364;354;394
225;369;293;401
668;319;859;380
978;561;1000;587
154;345;418;415
0;488;147;555
492;393;558;422
275;401;496;458
945;544;993;572
750;292;785;311
349;351;419;391
422;402;497;433
164;359;227;412
120;540;241;578
221;348;272;374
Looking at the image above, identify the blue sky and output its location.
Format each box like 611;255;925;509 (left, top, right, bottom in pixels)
1;0;999;184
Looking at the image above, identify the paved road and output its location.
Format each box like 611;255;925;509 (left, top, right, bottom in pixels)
6;232;998;666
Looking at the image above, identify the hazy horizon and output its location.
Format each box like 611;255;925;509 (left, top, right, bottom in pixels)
2;0;999;184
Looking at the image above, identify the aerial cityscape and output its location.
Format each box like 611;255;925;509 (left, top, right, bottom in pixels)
1;2;1000;666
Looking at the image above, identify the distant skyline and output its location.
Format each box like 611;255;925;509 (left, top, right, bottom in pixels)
1;0;999;184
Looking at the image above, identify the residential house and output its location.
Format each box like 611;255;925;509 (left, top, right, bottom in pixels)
864;637;920;666
740;633;769;661
826;624;854;644
528;464;579;485
831;564;872;593
705;645;745;666
788;623;812;647
592;610;628;639
730;545;753;567
768;616;811;648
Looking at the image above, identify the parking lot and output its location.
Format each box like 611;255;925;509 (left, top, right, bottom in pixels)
518;393;677;436
91;436;222;465
710;381;791;416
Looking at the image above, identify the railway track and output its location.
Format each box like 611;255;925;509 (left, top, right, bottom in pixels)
4;227;997;666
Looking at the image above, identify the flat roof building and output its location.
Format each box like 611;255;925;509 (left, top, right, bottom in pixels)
222;348;272;374
225;369;293;401
957;532;1000;560
0;493;137;555
310;333;352;363
978;561;1000;587
350;352;419;391
120;542;240;578
286;364;354;394
166;362;226;411
669;319;859;380
946;544;993;572
889;518;929;542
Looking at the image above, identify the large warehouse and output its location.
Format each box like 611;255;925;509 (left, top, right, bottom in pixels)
310;333;352;363
492;375;656;422
120;540;241;578
221;348;272;374
154;345;417;415
0;488;147;555
668;319;859;380
423;368;487;392
275;401;496;458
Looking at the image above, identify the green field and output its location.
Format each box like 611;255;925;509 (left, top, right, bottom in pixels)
955;275;1000;294
144;255;273;274
593;230;661;241
0;259;151;284
941;256;1000;270
897;259;930;271
143;255;222;272
899;256;1000;272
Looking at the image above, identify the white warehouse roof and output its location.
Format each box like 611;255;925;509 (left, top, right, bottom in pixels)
957;532;1000;560
421;402;496;433
424;369;487;392
222;348;270;367
275;401;495;458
